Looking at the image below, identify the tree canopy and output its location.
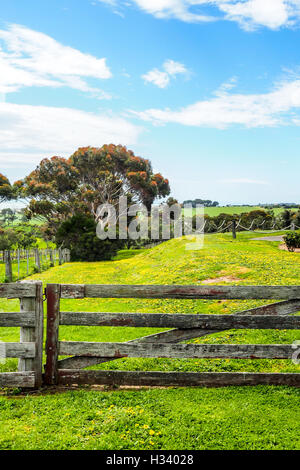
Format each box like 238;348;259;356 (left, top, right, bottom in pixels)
0;174;14;203
19;145;170;231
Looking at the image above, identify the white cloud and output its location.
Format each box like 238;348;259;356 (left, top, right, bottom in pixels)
100;0;300;30
0;102;141;164
217;0;295;30
142;69;170;88
163;59;188;76
142;59;188;88
132;0;214;22
131;76;300;128
0;24;112;98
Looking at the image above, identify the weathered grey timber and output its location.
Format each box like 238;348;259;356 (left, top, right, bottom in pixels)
18;295;35;374
0;372;35;388
18;281;44;388
4;251;12;282
48;283;300;387
237;299;300;316
0;281;43;389
57;299;300;370
60;284;300;300
59;341;294;359
0;312;35;327
0;283;36;298
58;370;300;387
33;282;44;388
59;312;300;329
0;342;35;358
34;249;41;272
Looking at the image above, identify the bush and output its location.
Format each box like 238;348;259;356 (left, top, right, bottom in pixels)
284;231;300;252
56;214;123;262
0;228;18;251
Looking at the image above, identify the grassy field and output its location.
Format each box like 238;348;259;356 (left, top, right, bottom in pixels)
0;254;59;283
183;206;299;217
0;233;300;450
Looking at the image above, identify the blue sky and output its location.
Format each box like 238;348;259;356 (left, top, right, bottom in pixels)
1;0;300;204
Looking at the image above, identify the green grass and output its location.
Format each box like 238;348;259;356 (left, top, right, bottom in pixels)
0;387;299;450
183;205;299;217
0;255;59;283
0;232;300;449
3;214;46;227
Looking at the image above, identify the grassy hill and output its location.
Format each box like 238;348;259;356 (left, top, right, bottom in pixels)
0;233;300;450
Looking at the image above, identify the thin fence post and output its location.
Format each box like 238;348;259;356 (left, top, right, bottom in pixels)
4;250;13;282
35;248;41;272
18;281;44;388
17;249;20;280
58;248;62;265
45;284;60;385
232;220;237;239
50;249;54;267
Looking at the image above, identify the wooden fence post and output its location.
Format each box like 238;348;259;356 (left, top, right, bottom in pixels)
62;249;70;263
18;281;44;388
232;221;237;239
4;250;13;282
58;248;63;266
17;249;20;279
26;250;29;275
44;284;60;385
49;249;54;267
34;249;41;272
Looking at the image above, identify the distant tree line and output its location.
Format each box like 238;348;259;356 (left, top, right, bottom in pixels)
182;199;219;207
261;203;299;209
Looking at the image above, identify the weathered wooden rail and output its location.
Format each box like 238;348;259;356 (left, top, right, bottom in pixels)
0;282;299;389
0;282;43;388
45;284;300;388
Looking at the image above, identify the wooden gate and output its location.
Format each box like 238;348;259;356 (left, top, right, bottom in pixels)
44;284;300;387
0;281;43;388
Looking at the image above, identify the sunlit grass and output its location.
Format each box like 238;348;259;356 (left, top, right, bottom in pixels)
0;232;300;449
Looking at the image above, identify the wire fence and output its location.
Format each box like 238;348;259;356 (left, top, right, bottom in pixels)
195;219;300;235
1;248;71;283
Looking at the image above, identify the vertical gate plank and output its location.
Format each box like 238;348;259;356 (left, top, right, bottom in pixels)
18;281;44;388
18;295;35;373
44;284;60;385
34;282;44;388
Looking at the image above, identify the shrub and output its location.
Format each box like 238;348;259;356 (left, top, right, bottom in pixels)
56;214;123;262
284;231;300;252
0;228;18;251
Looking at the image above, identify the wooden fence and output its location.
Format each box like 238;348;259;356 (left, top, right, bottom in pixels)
1;248;71;282
0;282;299;390
44;284;300;388
0;281;43;388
